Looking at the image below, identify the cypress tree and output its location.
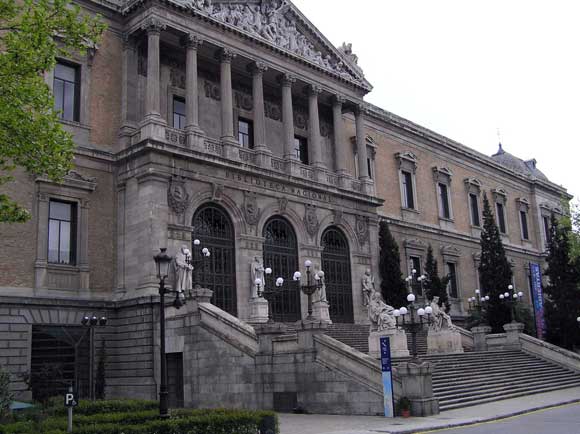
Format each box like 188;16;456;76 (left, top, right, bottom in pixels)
544;214;580;350
424;245;450;310
479;193;512;332
379;221;407;308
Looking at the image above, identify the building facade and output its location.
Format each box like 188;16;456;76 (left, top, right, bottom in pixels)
0;0;570;405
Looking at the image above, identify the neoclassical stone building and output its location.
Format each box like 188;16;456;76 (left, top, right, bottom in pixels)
0;0;570;409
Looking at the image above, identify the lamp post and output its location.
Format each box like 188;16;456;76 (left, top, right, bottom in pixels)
499;284;524;323
294;260;324;321
405;270;426;297
255;267;285;323
393;293;432;360
81;315;107;401
468;289;490;320
153;247;178;419
188;239;211;290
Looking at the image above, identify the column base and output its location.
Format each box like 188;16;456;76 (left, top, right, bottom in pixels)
254;147;272;169
140;115;167;142
186;126;205;151
337;172;352;189
221;137;241;160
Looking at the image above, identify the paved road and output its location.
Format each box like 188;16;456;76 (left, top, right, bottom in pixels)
417;403;580;434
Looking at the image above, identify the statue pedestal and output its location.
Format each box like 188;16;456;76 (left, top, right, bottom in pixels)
397;360;439;416
312;300;332;324
247;297;269;324
369;328;409;358
472;325;492;351
427;329;464;355
503;322;524;350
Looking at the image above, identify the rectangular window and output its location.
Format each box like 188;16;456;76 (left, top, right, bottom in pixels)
238;118;254;149
402;171;415;209
438;183;451;219
543;216;551;244
53;61;80;122
470;193;480;226
410;256;423;296
447;262;458;298
48;200;76;265
173;96;186;129
367;157;373;180
294;136;309;165
496;202;507;234
520;211;529;240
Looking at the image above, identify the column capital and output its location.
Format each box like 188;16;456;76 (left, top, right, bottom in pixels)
141;17;166;35
122;33;136;51
333;94;346;107
305;84;323;96
216;48;237;63
181;33;204;49
278;73;296;87
248;61;269;75
354;102;369;116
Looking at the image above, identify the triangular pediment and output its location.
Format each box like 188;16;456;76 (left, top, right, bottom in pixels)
166;0;372;90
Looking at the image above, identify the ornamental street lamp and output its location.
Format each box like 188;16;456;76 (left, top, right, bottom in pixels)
153;247;177;418
294;260;325;321
81;315;107;401
468;289;490;320
499;284;524;323
255;267;284;323
188;239;211;290
393;293;432;360
405;270;427;297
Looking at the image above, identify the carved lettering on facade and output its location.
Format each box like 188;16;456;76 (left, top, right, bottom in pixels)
225;171;333;204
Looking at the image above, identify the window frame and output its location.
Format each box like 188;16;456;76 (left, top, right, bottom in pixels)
237;117;254;149
402;170;415;210
492;188;509;235
48;200;78;265
446;261;459;299
173;96;186;130
469;193;481;227
433;166;454;222
396;152;419;212
438;182;451;219
294;135;309;165
53;60;81;122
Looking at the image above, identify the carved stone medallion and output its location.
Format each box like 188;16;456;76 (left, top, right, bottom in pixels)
212;183;224;201
168;178;190;215
278;197;288;214
304;204;319;237
243;192;261;226
333;209;343;226
355;215;369;246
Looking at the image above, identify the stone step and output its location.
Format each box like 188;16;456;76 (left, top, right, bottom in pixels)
431;358;550;374
439;381;580;411
433;366;571;387
435;372;580;399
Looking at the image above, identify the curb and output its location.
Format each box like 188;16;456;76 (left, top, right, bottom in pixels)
388;398;580;433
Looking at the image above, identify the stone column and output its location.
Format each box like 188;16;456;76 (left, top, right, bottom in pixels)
332;95;349;182
183;33;204;144
355;104;369;180
218;48;237;145
142;18;165;120
119;34;138;148
307;84;324;170
280;74;297;161
249;62;268;151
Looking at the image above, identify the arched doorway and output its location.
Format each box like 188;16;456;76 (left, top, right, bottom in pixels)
192;204;237;316
321;227;354;323
263;217;301;322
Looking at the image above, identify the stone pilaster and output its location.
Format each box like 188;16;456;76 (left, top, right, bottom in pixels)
249;62;268;151
218;48;237;148
280;74;297;161
119;34;138;148
332;95;349;186
307;84;324;171
355;104;369;180
182;33;204;147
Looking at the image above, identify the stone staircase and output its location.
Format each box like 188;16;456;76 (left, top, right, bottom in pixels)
412;350;580;411
323;324;580;411
406;328;428;356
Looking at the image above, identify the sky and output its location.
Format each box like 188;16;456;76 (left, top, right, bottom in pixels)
292;0;580;200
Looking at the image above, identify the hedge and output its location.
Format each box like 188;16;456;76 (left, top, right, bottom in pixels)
1;404;278;434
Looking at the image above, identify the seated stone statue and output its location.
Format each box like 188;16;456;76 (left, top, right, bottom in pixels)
429;296;454;331
367;288;396;331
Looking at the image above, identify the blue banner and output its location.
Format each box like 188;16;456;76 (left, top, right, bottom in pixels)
380;336;395;418
529;262;546;339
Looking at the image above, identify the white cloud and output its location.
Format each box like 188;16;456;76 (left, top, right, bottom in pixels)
293;0;580;199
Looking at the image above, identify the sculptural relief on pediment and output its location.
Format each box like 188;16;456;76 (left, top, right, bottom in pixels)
169;0;365;84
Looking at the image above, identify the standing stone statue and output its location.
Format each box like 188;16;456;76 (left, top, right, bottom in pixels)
317;273;327;303
429;296;454;331
250;256;265;299
367;287;396;331
361;268;374;306
174;245;193;293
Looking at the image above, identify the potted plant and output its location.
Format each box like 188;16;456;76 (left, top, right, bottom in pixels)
398;397;411;418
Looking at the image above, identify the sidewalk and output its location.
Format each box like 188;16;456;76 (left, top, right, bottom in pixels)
278;386;580;434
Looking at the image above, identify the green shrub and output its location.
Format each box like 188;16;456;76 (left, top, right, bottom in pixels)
47;399;158;417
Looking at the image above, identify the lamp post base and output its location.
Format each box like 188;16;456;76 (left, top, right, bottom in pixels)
368;328;409;358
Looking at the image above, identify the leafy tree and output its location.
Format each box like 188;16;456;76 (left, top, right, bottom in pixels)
0;0;105;222
561;199;580;261
544;214;580;350
478;193;513;332
378;221;407;308
0;366;13;420
424;244;450;310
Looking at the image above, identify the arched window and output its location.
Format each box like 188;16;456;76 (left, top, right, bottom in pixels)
192;204;237;316
321;227;353;323
263;217;300;322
